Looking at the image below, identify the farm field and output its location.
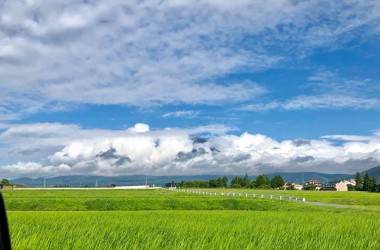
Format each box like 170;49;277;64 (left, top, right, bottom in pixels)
8;210;380;250
194;188;380;208
1;189;324;211
2;189;380;249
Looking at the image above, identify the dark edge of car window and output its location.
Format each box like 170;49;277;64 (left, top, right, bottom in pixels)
0;192;11;250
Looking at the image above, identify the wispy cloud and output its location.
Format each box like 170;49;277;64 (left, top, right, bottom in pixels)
1;1;380;119
162;110;201;118
242;94;380;111
241;71;380;111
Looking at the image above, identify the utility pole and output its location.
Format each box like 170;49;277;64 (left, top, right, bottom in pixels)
145;175;148;186
43;178;46;188
96;179;98;188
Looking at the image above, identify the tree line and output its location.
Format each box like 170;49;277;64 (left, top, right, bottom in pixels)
164;174;286;189
165;172;380;192
0;178;25;189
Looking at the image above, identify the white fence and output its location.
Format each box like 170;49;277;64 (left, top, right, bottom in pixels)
169;189;306;202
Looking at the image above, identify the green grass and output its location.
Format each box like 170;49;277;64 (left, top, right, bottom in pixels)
2;189;380;249
8;210;380;250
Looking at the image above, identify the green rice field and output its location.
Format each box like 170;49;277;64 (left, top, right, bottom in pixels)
199;188;380;207
2;189;380;249
1;189;323;211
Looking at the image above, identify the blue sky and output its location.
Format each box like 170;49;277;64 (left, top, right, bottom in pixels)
1;0;380;177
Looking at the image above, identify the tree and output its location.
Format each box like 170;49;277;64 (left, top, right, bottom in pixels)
303;184;317;190
254;174;270;189
1;179;9;186
215;178;223;188
370;176;377;192
347;184;355;191
355;172;363;191
242;174;250;188
221;176;228;188
363;172;372;191
270;175;285;189
254;175;264;188
208;176;229;188
209;179;218;188
286;185;295;190
230;177;243;188
177;180;209;188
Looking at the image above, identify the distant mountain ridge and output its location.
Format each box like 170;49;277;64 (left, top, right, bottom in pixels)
10;175;223;187
10;166;380;187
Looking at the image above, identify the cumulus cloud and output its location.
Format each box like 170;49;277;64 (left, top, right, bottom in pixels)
1;122;380;178
128;123;150;133
1;1;380;119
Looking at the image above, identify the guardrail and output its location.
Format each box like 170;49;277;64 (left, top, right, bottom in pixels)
168;188;306;202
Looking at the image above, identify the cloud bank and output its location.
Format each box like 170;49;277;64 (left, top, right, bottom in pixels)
1;123;379;178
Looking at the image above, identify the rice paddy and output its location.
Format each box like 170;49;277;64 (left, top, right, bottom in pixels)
2;189;380;249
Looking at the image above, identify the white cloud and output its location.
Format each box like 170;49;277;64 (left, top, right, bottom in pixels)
241;72;380;111
128;123;150;133
1;0;380;119
162;110;200;118
1;122;380;178
0;162;72;178
284;95;380;110
186;124;234;135
321;134;380;142
242;95;380;111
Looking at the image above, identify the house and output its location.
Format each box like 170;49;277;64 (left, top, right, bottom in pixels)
343;179;356;186
293;183;304;190
283;182;303;190
322;181;348;191
305;180;322;190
